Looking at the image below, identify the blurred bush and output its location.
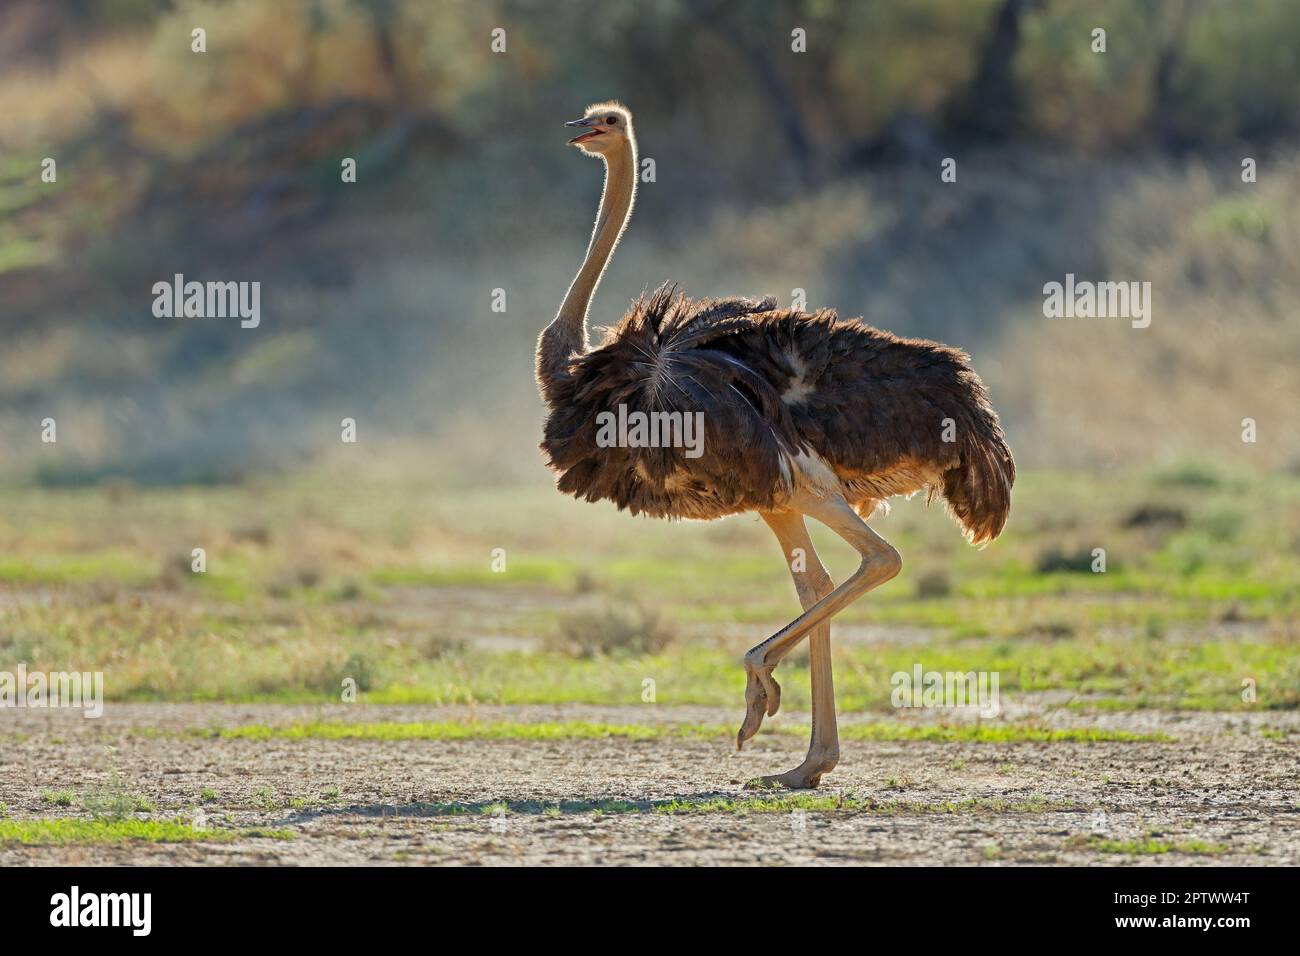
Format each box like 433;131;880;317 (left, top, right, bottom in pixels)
0;0;1296;482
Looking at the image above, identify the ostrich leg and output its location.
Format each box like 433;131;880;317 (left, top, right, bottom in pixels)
745;509;838;789
737;493;901;788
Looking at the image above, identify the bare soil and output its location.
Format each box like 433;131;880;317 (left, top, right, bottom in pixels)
1;704;1296;866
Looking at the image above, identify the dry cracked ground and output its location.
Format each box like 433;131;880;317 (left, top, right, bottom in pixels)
2;702;1297;866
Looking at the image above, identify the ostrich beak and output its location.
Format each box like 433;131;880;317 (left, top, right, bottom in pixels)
565;117;605;145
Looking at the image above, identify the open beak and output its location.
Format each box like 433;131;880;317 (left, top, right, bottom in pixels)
565;117;606;145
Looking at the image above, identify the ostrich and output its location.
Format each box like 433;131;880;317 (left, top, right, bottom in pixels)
537;103;1014;790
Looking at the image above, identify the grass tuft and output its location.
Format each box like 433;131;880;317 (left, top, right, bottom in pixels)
1090;835;1228;856
0;818;284;846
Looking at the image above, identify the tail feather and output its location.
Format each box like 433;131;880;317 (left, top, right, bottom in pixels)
941;411;1015;546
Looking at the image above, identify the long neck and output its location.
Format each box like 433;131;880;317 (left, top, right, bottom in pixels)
536;141;637;404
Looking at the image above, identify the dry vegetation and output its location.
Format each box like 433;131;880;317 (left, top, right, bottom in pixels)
0;0;1296;481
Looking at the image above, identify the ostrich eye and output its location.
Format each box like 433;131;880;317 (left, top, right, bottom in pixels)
606;115;618;125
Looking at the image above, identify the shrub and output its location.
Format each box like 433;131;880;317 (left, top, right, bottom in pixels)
548;603;675;658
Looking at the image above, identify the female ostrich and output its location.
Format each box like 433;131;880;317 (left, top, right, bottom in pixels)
537;103;1014;789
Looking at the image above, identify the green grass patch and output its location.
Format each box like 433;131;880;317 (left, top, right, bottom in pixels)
0;818;273;846
0;551;156;586
1090;836;1228;856
360;636;1292;712
370;557;575;589
214;720;723;742
837;724;1168;743
208;719;1168;744
1;468;1298;707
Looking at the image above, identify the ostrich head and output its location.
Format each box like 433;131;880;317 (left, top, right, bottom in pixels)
565;102;634;158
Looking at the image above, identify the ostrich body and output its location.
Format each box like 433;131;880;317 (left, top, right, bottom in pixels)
537;103;1015;789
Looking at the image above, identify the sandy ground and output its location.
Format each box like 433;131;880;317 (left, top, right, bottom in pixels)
1;703;1296;866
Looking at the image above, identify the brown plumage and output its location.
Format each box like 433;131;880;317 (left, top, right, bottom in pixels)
541;284;1014;542
537;102;1014;790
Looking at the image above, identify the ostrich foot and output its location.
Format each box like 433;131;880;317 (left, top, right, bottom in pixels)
735;651;781;749
743;752;838;791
